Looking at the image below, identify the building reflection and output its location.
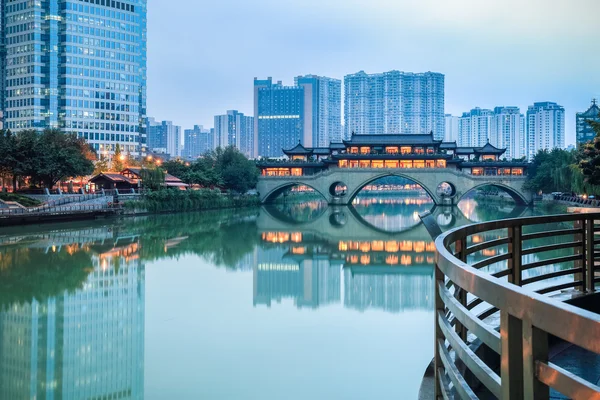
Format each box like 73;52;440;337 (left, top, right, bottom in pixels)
0;233;145;400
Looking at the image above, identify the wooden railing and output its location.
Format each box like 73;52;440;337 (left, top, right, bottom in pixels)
421;212;600;399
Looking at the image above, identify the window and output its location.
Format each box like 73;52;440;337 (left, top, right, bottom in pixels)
414;160;425;169
401;146;412;154
472;168;483;176
359;160;371;168
512;168;523;176
360;147;371;154
338;160;348;168
291;168;302;176
350;147;359;154
425;160;435;168
349;160;359;168
386;146;398;154
436;160;447;168
414;147;424;155
400;160;413;168
372;160;384;168
385;160;399;168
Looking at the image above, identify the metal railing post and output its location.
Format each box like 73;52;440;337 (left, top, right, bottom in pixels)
501;310;524;400
574;219;585;292
508;225;522;286
434;263;444;398
586;217;595;293
454;237;468;341
522;322;549;399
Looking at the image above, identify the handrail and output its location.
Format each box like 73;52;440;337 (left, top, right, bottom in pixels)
424;212;600;399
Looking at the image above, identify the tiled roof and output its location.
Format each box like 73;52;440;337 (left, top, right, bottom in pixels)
283;142;313;155
343;133;441;145
90;173;135;184
440;142;457;149
312;148;331;155
474;142;506;154
329;142;346;150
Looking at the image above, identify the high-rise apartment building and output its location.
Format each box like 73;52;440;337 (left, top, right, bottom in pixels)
492;107;526;160
214;110;255;158
526;102;565;159
444;114;459;142
254;75;341;158
344;70;444;139
295;75;342;147
146;118;181;157
458;108;493;147
3;0;148;156
576;99;600;144
183;125;213;159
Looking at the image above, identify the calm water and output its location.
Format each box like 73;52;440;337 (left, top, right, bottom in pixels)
0;197;566;400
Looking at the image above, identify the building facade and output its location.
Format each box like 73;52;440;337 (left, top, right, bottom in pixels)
254;75;341;158
344;70;445;139
214;110;255;158
146;118;181;157
183;125;213;159
444;114;459;142
526;102;565;159
458;108;493;147
295;75;342;147
3;0;148;156
576;99;600;144
492;107;526;160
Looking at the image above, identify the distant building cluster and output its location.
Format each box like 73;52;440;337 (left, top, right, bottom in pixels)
0;0;593;162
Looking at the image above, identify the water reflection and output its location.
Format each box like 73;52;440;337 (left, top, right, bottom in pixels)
0;201;557;399
0;236;144;400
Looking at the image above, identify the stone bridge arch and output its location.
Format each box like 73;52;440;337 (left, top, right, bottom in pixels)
344;172;442;204
260;181;329;204
457;181;531;206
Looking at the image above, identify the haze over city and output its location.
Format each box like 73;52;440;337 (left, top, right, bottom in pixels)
148;0;599;145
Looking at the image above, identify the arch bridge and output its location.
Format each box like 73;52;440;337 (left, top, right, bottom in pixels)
257;168;533;206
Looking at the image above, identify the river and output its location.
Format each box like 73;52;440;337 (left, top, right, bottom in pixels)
0;196;568;399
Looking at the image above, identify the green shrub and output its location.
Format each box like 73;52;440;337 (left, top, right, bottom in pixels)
0;193;42;207
133;189;259;213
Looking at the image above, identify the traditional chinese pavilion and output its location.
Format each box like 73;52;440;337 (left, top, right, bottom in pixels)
258;133;527;177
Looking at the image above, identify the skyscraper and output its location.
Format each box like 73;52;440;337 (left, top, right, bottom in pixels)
253;75;342;158
344;70;445;139
295;75;342;147
3;0;148;156
183;125;213;159
576;99;600;144
214;110;255;158
526;102;565;159
146;118;181;157
444;114;459;142
458;108;493;147
492;107;526;160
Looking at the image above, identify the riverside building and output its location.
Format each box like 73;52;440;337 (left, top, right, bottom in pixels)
3;0;148;156
576;99;600;144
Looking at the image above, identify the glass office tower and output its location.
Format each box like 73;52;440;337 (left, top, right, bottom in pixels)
4;0;148;156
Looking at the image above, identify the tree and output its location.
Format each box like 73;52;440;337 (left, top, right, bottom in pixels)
140;166;165;191
213;146;258;193
525;148;577;194
578;116;600;187
112;143;125;172
31;130;95;188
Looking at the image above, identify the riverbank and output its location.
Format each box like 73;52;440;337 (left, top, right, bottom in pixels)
0;190;260;227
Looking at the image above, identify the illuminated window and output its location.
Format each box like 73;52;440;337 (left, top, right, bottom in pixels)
414;160;425;169
350;160;359;168
414;147;424;155
472;168;483;176
501;168;511;175
386;147;399;154
360;147;371;154
401;146;412;154
349;147;358;154
427;148;434;154
292;155;306;161
400;160;413;168
436;160;447;168
386;255;399;265
360;255;371;265
371;241;384;252
339;160;348;168
371;160;384;168
385;160;399;168
360;242;371;252
385;241;399;252
359;160;371;168
291;168;302;176
482;155;496;161
401;255;412;265
512;168;523;176
425;160;435;168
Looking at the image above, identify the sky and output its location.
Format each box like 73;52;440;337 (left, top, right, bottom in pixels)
147;0;600;146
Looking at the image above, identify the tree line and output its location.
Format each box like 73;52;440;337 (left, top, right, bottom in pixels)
0;129;95;191
526;117;600;195
160;146;259;193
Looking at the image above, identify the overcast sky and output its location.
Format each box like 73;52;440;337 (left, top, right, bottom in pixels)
147;0;599;145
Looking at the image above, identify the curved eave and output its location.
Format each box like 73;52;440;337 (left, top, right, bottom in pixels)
459;162;530;168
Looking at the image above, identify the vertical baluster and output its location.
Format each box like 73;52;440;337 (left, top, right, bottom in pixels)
586;217;594;293
574;219;585;292
501;310;524;400
454;237;467;341
508;225;522;286
434;263;445;398
522;322;549;399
